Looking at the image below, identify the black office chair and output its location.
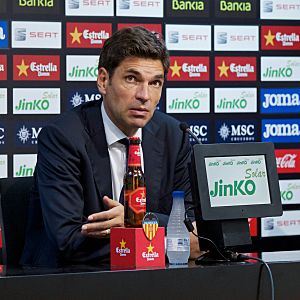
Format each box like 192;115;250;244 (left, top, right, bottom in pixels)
0;177;34;266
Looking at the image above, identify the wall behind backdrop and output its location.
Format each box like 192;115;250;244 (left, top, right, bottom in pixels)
0;0;300;250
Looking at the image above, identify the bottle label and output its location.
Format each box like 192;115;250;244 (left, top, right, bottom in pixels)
128;187;146;214
128;144;141;167
167;238;190;252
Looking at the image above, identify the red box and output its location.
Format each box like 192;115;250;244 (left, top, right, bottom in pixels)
110;227;165;269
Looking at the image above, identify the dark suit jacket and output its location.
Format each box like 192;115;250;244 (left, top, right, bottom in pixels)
21;101;193;267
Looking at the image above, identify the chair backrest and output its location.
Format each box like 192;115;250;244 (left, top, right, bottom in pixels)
0;177;34;266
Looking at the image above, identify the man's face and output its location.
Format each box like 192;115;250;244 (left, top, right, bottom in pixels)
97;57;165;137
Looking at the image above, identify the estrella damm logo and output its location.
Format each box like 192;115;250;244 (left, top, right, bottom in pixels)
13;55;60;81
261;26;300;50
66;22;112;48
0;55;7;80
142;243;159;261
215;56;257;81
167;56;209;81
115;239;130;256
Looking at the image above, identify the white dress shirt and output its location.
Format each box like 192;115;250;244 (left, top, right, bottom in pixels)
101;103;144;201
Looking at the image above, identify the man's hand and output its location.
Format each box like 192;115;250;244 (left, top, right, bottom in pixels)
81;196;124;239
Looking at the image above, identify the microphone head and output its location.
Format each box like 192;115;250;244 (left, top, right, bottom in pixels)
179;122;189;132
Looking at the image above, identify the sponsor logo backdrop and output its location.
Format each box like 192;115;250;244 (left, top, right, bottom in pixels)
0;0;300;249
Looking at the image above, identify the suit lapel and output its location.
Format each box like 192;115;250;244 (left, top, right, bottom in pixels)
142;118;164;212
83;102;113;200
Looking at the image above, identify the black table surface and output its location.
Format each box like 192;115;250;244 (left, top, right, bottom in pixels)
1;251;300;300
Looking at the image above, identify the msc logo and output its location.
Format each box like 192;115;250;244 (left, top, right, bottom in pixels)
188;121;210;144
216;120;257;143
262;26;300;50
260;88;300;114
67;88;101;109
0;126;5;145
0;21;8;48
16;124;42;145
168;57;209;81
262;119;300;143
67;23;112;48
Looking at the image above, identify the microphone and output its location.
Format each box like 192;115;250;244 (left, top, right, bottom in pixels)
179;122;202;144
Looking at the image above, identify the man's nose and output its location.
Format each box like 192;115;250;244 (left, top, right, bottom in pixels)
135;83;150;103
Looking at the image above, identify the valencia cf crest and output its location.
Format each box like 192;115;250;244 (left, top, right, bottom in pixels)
142;212;159;241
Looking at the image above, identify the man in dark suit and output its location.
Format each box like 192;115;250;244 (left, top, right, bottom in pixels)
21;26;200;267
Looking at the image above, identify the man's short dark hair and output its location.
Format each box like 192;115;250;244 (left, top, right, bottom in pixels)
98;26;170;78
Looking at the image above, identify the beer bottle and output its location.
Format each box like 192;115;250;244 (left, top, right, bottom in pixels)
124;137;146;227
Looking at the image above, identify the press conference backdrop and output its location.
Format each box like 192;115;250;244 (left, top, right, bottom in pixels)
0;0;300;251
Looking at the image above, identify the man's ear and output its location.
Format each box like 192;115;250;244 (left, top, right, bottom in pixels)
97;67;109;95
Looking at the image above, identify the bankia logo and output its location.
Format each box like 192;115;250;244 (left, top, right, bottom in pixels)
65;0;114;16
15;123;43;146
214;88;257;113
13;88;60;114
13;55;60;81
262;119;300;143
166;0;209;18
261;0;300;20
12;21;61;49
215;57;256;81
188;120;211;144
168;56;209;81
0;124;5;146
13;0;60;14
67;88;102;109
261;26;300;50
117;23;162;35
260;88;300;114
116;0;163;17
66;55;98;81
215;0;256;18
0;155;8;178
0;55;7;80
214;26;258;51
165;24;211;51
66;23;112;48
166;88;210;113
0;21;8;49
279;179;300;204
216;120;258;143
261;57;300;81
0;88;7;114
13;154;37;178
275;149;300;174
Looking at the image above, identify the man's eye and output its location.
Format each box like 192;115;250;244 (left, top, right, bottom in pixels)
151;80;163;87
125;75;136;82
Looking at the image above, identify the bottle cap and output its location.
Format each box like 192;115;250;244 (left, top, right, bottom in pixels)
172;191;185;198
